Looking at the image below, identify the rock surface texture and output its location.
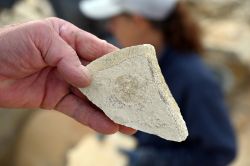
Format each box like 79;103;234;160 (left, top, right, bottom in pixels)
80;44;188;142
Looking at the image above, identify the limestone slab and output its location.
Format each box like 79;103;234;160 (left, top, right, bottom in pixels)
80;44;188;142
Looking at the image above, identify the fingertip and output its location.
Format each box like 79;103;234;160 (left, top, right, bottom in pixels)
58;63;92;88
119;125;137;135
77;34;119;61
101;39;119;54
91;115;120;135
100;123;120;135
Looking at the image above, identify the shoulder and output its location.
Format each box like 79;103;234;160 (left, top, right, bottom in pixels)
161;51;219;89
178;53;214;81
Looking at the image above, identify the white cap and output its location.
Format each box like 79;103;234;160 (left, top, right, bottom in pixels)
79;0;178;21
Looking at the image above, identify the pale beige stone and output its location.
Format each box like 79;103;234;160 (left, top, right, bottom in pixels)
67;133;136;166
80;44;188;142
14;110;93;166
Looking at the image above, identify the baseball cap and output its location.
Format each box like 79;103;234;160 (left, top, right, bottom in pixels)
79;0;178;21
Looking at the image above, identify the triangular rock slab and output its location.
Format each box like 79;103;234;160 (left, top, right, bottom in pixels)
80;44;188;142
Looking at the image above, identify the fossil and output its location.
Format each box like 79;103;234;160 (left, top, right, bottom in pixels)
80;44;188;142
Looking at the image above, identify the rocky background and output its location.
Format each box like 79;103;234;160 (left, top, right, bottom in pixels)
0;0;250;166
187;1;250;165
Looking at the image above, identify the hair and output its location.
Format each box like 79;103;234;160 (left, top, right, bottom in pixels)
150;2;203;54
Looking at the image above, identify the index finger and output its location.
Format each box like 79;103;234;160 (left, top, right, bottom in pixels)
46;18;118;61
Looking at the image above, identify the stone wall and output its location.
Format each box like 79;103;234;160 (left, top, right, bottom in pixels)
187;0;250;62
0;0;54;26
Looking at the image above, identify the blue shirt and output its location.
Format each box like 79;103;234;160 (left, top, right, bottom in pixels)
133;47;237;166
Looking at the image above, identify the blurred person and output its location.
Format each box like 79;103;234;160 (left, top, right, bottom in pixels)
49;0;109;38
0;17;136;136
80;0;237;165
0;0;18;9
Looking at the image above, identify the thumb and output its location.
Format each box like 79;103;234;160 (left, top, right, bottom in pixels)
44;33;91;87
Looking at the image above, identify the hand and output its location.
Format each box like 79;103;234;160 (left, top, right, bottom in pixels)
0;17;136;135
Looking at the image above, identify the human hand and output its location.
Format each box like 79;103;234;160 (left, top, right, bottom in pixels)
0;17;136;135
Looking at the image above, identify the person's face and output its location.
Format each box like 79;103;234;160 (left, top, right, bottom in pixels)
107;14;146;47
